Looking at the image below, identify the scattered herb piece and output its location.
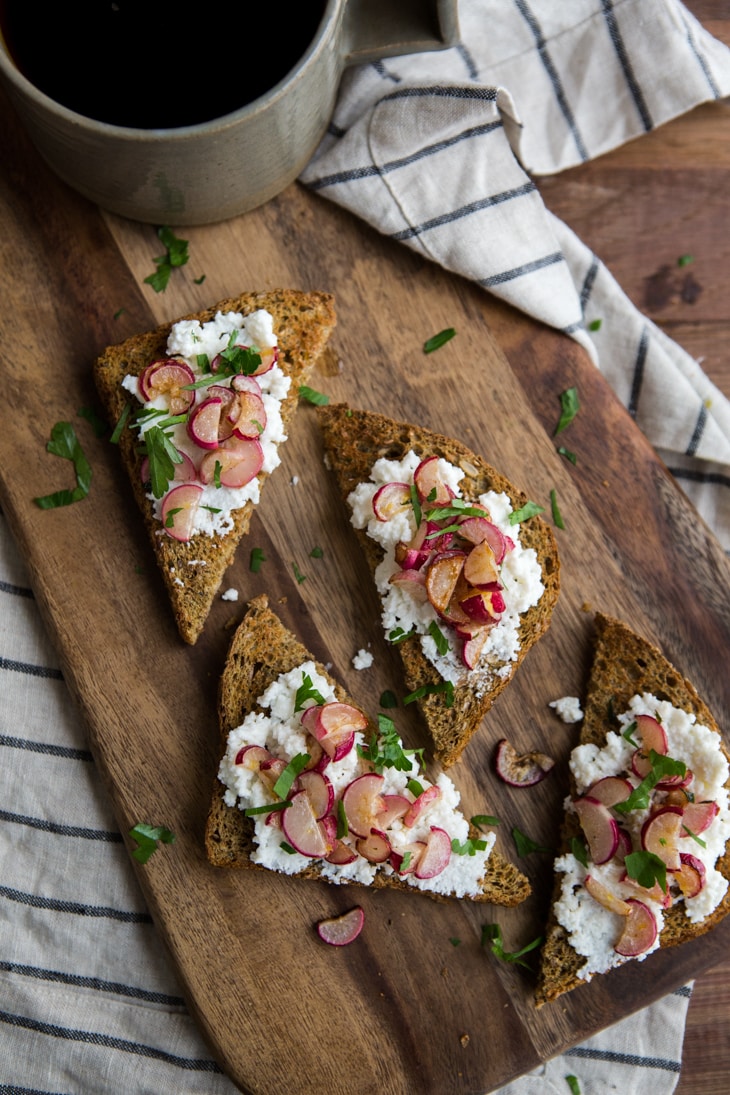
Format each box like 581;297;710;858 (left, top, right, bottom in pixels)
336;799;348;839
379;689;398;709
144;226;189;292
407;778;424;798
280;841;297;855
452;837;488;856
244;801;289;817
34;421;93;509
682;825;707;848
389;626;416;644
615;751;687;815
449;937;461;946
129;822;175;864
550;488;565;530
512;827;553;857
624;850;667;893
508;500;545;525
571;837;588;868
138;423;183;498
78;406;107;438
622;720;639;748
481;923;543;969
109;402;131;444
357;713;421;773
557;445;577;465
428;620;449;656
403;681;455;708
309;546;324;559
677;254;694;267
423;327;456;353
272;753;310;800
409;483;422;526
294;673;327;713
113;307;126;319
249;547;266;572
292;561;306;584
194;273;207;284
565;1076;581;1095
472;814;500;828
588;319;602;331
554;386;579;435
299;384;329;406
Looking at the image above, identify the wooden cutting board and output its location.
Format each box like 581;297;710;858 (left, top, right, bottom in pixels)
2;79;730;1095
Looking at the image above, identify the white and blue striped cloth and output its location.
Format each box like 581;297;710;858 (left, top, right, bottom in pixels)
2;1;729;1091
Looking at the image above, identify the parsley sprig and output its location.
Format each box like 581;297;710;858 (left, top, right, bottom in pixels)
129;822;176;864
358;713;423;773
34;421;92;509
144;226;189;293
614;751;687;815
481;923;543;969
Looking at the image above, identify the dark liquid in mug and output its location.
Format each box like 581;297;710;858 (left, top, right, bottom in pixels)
0;1;326;128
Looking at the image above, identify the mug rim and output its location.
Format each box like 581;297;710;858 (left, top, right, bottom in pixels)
0;0;338;140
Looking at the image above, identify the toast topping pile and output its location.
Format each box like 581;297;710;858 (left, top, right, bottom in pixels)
217;659;498;898
348;450;546;689
122;309;288;542
554;692;730;979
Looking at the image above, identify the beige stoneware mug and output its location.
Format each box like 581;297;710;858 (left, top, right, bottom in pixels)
0;0;459;226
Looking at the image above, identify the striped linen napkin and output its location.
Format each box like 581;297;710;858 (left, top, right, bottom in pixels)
0;2;727;1092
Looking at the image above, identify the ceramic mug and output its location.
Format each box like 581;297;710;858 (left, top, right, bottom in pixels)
0;0;459;226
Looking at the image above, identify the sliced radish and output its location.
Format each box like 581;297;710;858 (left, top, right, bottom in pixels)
458;516;509;562
584;874;631;916
414;826;451;879
234;743;274;769
379;794;411;828
356;828;392;863
249;344;279;376
257;757;288;795
620;870;672;908
316;906;364;946
372;482;412;521
389;568;429;601
281;790;332;857
461;626;490;670
425;551;465;615
614;899;657;957
463;540;500;588
297;770;334;819
641;805;683;869
325;840;358;866
138;358;195;415
673;852;706;898
403;785;442;828
495;738;555;787
574;796;620;865
341;773;386;838
161;483;202;541
413;456;454;505
584;775;633;808
187;396;223;449
390;840;426;876
199;436;264;488
680;800;719;836
231;388;267;440
300;701;367;761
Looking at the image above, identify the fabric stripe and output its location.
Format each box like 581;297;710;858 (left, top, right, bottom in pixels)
392;180;537;241
0;809;122;843
667;466;730;490
0;579;33;597
0;961;185;1007
514;0;589;161
686;403;707;456
0;655;63;681
479;250;564;287
580;256;600;311
0;733;93;760
601;0;653;131
387;84;498;105
565;1046;681;1073
456;43;479;81
627;326;650;418
0;884;152;924
680;10;722;97
371;60;400;85
0;1010;222;1073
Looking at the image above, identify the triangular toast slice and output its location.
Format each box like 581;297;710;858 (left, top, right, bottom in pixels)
535;613;730;1006
316;403;560;767
94;289;336;643
204;595;530;906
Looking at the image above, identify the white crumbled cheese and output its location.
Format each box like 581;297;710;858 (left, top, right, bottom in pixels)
217;661;496;896
352;648;374;670
124;309;288;539
347;451;545;686
549;696;583;723
556;692;730;980
291;475;299;486
221;588;239;602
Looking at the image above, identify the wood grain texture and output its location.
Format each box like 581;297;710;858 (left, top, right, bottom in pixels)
0;1;729;1090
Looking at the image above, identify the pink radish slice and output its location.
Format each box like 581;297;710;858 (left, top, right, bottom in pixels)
234;744;274;769
160;484;202;542
573;796;620;865
140;449;197;485
372;482;411;521
425;551;466;615
413;456;454;505
356;828;391;863
585;776;633;808
403;785;442;828
461;626;490;670
681;800;719;836
495;738;554;787
458;516;509;562
673;852;706;898
641;806;683;869
138;358;195;415
341;773;385;837
231;389;267;440
614;899;657;957
300;702;367;760
463;540;500;587
187;396;223;450
584;874;631;916
390;841;426;876
280;790;331;857
414;826;451;879
378;794;411;828
325;841;358;866
297;770;334;819
316;906;364;946
199;437;264;488
249;345;279;376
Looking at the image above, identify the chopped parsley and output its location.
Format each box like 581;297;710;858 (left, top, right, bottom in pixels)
624;850;667;893
471;814;500;828
570;837;588;868
622;720;640;748
481;923;543;969
294;673;326;713
78;405;107;438
292;561;306;584
138;423;184;499
272;753;310;800
614;751;687;815
428;620;449;656
379;689;398;709
452;837;488;856
554;386;579;435
403;680;455;708
423;327;456;353
357;713;422;773
144;226;189;292
557;445;577;465
512;827;553;857
508;500;544;525
299;385;329;406
249;547;266;572
129;823;175;864
565;1076;581;1095
244;801;289;817
388;626;416;644
34;422;92;509
677;254;694;267
588;318;602;331
309;545;324;559
550;488;565;530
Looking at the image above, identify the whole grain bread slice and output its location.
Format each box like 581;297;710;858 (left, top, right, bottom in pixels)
204;594;530;906
94;289;336;644
315;402;560;768
535;613;730;1007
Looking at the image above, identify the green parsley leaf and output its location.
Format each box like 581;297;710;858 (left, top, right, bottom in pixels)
423;327;456;353
309;546;324;559
34;422;92;509
449;937;461;946
379;689;398;709
550;488;565;530
143;227;189;292
194;273;207;284
292;561;306;584
622;721;640;748
357;713;418;773
624;850;667;892
571;837;588;867
388;626;416;644
554;386;579;435
299;385;329;406
472;814;500;828
272;753;310;800
403;680;454;708
452;837;488;856
407;778;424;798
565;1076;581;1095
681;825;707;848
113;307;125;319
615;751;687;815
336;799;348;839
481;923;543;969
138;424;183;499
294;673;327;713
279;841;297;855
109;402;131;444
677;254;694;267
508;500;544;525
164;506;182;528
428;620;449;656
557;445;577;465
588;318;602;331
129;822;175;864
249;547;266;573
410;483;422;526
512;827;553;857
244;801;290;816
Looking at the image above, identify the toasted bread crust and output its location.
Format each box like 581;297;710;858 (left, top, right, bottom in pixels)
204;595;530;906
315;403;561;767
535;613;730;1006
93;290;336;644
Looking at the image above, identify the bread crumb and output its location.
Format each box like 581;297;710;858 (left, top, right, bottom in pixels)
221;588;239;602
459;1033;470;1048
352;648;374;670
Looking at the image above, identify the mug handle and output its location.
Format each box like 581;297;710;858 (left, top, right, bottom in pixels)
342;0;460;65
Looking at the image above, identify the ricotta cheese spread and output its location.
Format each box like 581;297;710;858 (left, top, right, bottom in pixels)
122;309;288;539
347;451;545;687
218;661;496;897
554;692;730;981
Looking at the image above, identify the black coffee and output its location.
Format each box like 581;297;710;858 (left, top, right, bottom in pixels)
1;1;326;128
